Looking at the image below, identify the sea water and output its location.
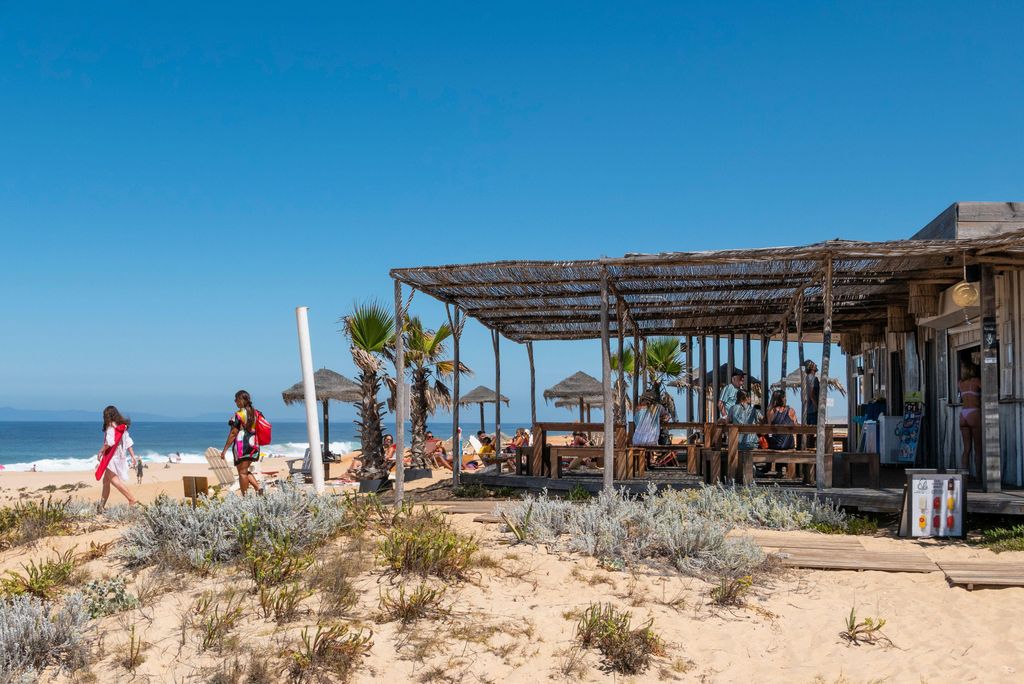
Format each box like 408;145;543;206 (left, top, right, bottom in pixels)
0;421;358;472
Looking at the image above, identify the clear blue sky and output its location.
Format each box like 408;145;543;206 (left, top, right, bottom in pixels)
2;2;1021;423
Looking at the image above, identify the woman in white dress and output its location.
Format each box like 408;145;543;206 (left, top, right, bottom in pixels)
97;405;139;508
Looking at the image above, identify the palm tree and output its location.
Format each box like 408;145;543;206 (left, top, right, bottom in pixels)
342;302;394;480
611;337;684;419
391;317;471;467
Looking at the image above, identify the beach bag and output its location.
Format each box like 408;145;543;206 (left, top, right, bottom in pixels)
254;410;272;446
758;436;769;449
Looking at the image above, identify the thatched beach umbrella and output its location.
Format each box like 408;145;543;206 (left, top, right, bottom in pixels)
773;368;847;396
554;395;603;422
544;371;604;421
458;385;509;432
282;368;360;456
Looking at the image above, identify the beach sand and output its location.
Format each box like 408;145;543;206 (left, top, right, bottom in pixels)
5;460;1022;682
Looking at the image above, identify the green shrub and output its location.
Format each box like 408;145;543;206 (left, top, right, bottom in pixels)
574;603;664;675
567;483;592;502
258;582;311;624
187;590;245;652
1;548;82;599
239;519;315;586
452;483;489;498
0;594;91;682
284;622;373;683
840;607;892;647
709;575;751;607
0;497;75;549
379;509;478;580
979;524;1024;553
378;583;446;624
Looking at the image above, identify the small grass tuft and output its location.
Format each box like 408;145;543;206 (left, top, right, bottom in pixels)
0;496;75;549
186;589;246;652
1;547;83;599
452;483;490;498
379;508;478;580
709;575;752;607
240;520;315;586
284;622;373;683
378;583;446;624
118;623;147;672
978;524;1024;552
574;602;665;675
258;582;311;624
839;607;893;647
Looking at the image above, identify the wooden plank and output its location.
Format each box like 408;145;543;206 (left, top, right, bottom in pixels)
775;549;938;573
939;561;1024;588
741;532;865;552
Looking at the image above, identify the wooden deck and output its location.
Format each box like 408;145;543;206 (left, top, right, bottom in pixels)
461;471;1024;516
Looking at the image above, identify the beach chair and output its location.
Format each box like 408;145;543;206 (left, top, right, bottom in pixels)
204;447;240;492
632;406;679;467
467;435;483;454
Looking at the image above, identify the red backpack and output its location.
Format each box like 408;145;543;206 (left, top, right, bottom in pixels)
253;410;272;446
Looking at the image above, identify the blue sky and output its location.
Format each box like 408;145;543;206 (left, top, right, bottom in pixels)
2;2;1022;423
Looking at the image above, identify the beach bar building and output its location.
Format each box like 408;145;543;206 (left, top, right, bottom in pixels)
390;202;1024;513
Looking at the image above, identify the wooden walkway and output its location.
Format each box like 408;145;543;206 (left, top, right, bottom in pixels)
937;561;1024;590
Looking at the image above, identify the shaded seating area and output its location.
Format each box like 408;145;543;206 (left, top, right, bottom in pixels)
391;219;1024;499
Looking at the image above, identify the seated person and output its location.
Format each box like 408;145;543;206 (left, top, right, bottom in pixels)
570;431;591;447
383;434;397;461
477;436;496;457
765;390;797;450
726;390;761;450
424;430;449;468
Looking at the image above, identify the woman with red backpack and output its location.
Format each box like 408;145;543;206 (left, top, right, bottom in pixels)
221;389;267;495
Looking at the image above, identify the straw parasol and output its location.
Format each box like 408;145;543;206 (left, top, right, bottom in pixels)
281;368;360;456
544;371;605;421
458;385;509;432
773;368;847;396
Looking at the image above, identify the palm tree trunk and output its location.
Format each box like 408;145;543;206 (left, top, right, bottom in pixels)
410;369;428;467
354;368;386;479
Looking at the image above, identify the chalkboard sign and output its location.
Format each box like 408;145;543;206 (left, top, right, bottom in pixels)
900;471;965;538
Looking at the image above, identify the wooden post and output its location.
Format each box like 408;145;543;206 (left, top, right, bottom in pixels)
322;399;330;457
780;318;789;385
492;330;502;455
601;268;614;491
527;341;537;427
712;334;721;420
761;334;770;414
698;336;707;422
742;334;751;395
796;296;806;450
616;298;626;427
815;258;833;492
846;353;857;458
631;330;640;419
641;337;648;392
578;397;585;422
727;333;735;389
479;403;485;433
686;335;694;422
393;279;406;504
980;265;1002;492
448;305;462;486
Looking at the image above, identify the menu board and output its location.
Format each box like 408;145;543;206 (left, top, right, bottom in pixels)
896;403;923;465
903;472;965;538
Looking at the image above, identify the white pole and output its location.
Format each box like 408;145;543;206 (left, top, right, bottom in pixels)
394;280;406;505
295;307;325;493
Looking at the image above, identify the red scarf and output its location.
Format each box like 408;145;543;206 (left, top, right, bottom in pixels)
95;424;128;481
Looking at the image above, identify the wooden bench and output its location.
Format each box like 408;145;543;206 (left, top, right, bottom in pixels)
832;451;881;488
631;421;710;476
703;424;833;486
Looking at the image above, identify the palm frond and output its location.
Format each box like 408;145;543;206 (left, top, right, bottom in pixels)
344;301;395;354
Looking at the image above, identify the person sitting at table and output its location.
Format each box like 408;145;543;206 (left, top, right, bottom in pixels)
727;390;761;450
765;390;797;450
424;430;448;468
570;431;590;447
477;436;496;458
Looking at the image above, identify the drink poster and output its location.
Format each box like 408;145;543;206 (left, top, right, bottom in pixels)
897;403;923;465
907;473;964;538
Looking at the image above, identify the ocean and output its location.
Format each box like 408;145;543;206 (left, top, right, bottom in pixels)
0;421;359;472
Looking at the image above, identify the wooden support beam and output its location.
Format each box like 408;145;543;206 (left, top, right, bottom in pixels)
743;334;752;395
727;333;735;389
699;336;707;422
980;265;1002;492
686;335;694;422
780;317;789;385
446;304;463;486
600;268;614;491
713;334;721;421
526;341;537;427
815;258;834;491
631;329;640;421
393;279;406;504
492;330;502;455
760;334;770;414
797;294;806;450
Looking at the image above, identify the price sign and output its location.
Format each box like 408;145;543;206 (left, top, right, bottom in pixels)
901;471;965;538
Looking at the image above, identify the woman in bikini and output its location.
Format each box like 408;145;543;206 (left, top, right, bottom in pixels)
958;361;982;477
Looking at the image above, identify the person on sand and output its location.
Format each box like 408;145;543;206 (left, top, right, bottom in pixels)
96;405;139;508
135;457;144;485
221;390;264;495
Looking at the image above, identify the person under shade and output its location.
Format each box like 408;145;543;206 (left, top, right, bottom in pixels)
958;360;982;477
727;390;762;450
718;370;745;420
765;390;797;450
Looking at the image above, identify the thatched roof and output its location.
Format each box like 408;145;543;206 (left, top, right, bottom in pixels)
773;368;847;396
282;368;360;405
554;396;603;409
458;385;509;406
543;371;604;402
391;229;1024;342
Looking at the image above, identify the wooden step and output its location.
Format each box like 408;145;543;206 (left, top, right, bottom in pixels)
773;548;939;573
938;561;1024;589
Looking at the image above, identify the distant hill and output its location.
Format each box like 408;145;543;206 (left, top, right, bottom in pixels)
0;407;225;422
